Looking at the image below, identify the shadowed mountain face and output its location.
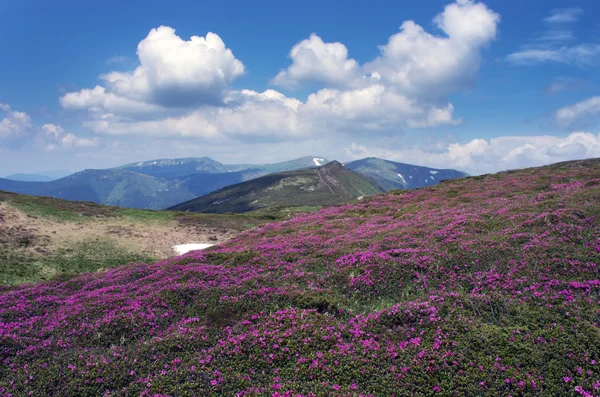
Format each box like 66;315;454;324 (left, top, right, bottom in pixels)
169;161;383;214
345;157;468;191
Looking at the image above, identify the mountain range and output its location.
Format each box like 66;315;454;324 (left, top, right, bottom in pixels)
0;156;466;210
170;161;383;214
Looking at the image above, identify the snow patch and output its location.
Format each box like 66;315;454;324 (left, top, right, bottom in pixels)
173;243;214;255
430;176;435;180
313;158;325;166
397;173;407;184
429;170;438;175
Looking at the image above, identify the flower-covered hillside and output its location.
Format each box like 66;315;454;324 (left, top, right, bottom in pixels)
1;158;600;396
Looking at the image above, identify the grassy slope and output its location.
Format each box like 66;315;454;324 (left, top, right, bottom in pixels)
170;161;383;214
0;191;273;285
1;159;600;395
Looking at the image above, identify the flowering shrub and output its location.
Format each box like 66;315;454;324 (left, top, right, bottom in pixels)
2;160;600;396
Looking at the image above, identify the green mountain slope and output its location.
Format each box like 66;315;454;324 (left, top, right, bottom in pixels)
170;161;383;214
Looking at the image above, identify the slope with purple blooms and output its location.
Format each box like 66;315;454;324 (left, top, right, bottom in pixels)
1;159;600;396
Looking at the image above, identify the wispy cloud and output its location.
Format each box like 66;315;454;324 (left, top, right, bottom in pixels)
507;8;600;66
106;55;128;64
507;44;600;66
556;96;600;127
543;8;583;24
544;77;586;95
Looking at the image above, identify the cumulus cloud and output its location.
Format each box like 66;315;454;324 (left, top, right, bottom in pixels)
556;97;600;127
84;89;304;140
274;0;499;99
344;132;600;174
60;86;165;116
60;2;496;143
0;104;98;151
41;124;99;151
305;85;461;130
271;34;360;89
0;104;32;139
67;26;245;109
87;84;461;139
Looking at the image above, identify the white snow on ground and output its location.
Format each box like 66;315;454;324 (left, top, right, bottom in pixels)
397;173;407;184
430;176;435;180
313;158;325;166
173;243;214;255
409;176;413;179
430;170;438;175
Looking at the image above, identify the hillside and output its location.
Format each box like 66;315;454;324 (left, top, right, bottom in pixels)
2;158;600;395
0;191;271;285
0;156;329;210
170;161;383;213
345;157;468;191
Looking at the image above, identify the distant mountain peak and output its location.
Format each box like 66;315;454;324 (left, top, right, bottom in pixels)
319;160;343;169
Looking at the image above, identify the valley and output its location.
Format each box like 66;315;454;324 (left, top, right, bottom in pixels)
0;191;271;285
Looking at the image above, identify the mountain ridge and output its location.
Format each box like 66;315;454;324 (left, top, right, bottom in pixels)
170;160;383;214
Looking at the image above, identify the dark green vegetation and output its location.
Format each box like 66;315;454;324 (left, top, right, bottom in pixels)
2;158;600;396
0;191;272;285
0;156;329;210
169;161;383;214
345;157;468;191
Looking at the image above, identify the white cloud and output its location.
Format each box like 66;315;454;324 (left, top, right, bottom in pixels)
507;44;600;66
543;8;583;24
364;0;499;98
41;124;99;151
271;33;359;89
0;103;31;139
344;132;600;174
60;2;496;143
273;0;499;100
66;26;245;109
556;97;600;126
508;8;599;66
545;77;585;94
304;85;461;129
84;89;305;140
60;86;165;116
407;104;462;128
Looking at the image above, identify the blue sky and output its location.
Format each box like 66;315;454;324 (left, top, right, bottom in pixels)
1;0;599;175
